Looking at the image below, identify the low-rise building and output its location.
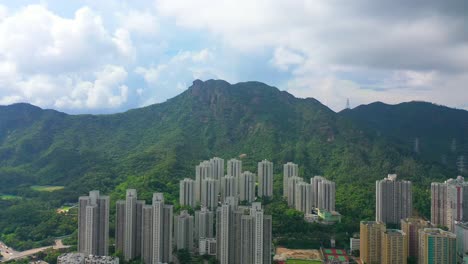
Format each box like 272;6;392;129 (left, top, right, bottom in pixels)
318;209;341;224
57;253;119;264
199;238;217;256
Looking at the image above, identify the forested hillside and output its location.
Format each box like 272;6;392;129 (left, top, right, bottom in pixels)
0;79;465;250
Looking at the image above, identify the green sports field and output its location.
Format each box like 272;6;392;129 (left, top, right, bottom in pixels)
286;259;322;264
30;185;65;192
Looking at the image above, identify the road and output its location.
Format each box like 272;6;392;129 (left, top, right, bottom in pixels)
0;239;69;262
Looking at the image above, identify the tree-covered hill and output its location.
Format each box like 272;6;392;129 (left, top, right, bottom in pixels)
341;101;468;171
0;79;465;250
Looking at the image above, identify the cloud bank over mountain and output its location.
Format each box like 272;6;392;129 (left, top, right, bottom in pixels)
0;0;467;113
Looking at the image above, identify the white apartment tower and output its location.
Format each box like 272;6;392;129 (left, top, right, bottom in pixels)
115;189;145;261
217;197;238;264
318;179;336;211
283;162;299;197
180;178;196;207
221;175;238;202
141;193;173;264
201;178;219;210
376;174;412;224
431;176;468;231
227;159;242;178
78;190;109;256
295;182;312;214
195;161;213;203
175;210;194;252
258;160;273;198
210;157;225;180
195;206;214;242
287;176;303;207
240;171;256;203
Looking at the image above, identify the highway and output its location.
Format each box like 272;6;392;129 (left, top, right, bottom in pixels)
0;239;69;262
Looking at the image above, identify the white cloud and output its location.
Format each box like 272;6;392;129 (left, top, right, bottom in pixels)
271;47;305;71
116;10;159;36
135;65;167;84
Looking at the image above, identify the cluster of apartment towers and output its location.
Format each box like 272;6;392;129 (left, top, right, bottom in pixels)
76;158;338;264
360;174;468;264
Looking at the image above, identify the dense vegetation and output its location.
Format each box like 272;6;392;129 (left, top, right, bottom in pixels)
0;79;466;252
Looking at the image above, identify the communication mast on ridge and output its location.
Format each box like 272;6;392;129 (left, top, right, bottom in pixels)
346;98;350;109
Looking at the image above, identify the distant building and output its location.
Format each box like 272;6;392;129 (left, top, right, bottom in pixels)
295;182;312;214
141;193;173;264
201;178;218;210
287;176;303;207
349;238;360;252
258;160;273;198
431;176;468;231
360;221;385;264
381;229;407;264
115;189;145;261
175;210;194;252
376;174;412;224
239;171;256;203
227;158;242;178
455;222;468;263
78;190;110;256
58;253;86;264
195;206;214;243
283;162;299;197
317;209;342;224
217;197;238;264
195;161;213;203
199;238;217;256
58;253;119;264
310;176;336;211
419;228;456;264
220;175;237;202
401;218;431;258
179;178;196;207
210;157;225;181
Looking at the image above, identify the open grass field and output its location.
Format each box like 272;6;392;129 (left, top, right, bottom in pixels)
286;260;322;264
30;185;64;192
0;194;22;200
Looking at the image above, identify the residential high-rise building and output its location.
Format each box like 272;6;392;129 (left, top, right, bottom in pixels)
376;174;412;224
258;160;273;198
317;178;336;211
431;176;468;231
381;229;407;264
287;176;303;207
431;182;448;227
419;228;457;264
217;197;238;264
175;210;194;252
201;178;218;210
311;176;325;208
239;171;255;203
78;190;110;256
455;222;468;263
295;181;312;214
227;159;242;178
401;218;431;258
195;206;214;242
283;162;298;197
115;189;145;261
210;157;225;181
195;160;213;203
141;205;153;264
221;175;237;202
141;193;173;264
360;221;385;264
180;178;196;207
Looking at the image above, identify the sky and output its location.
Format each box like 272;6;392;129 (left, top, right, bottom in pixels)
0;0;467;114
